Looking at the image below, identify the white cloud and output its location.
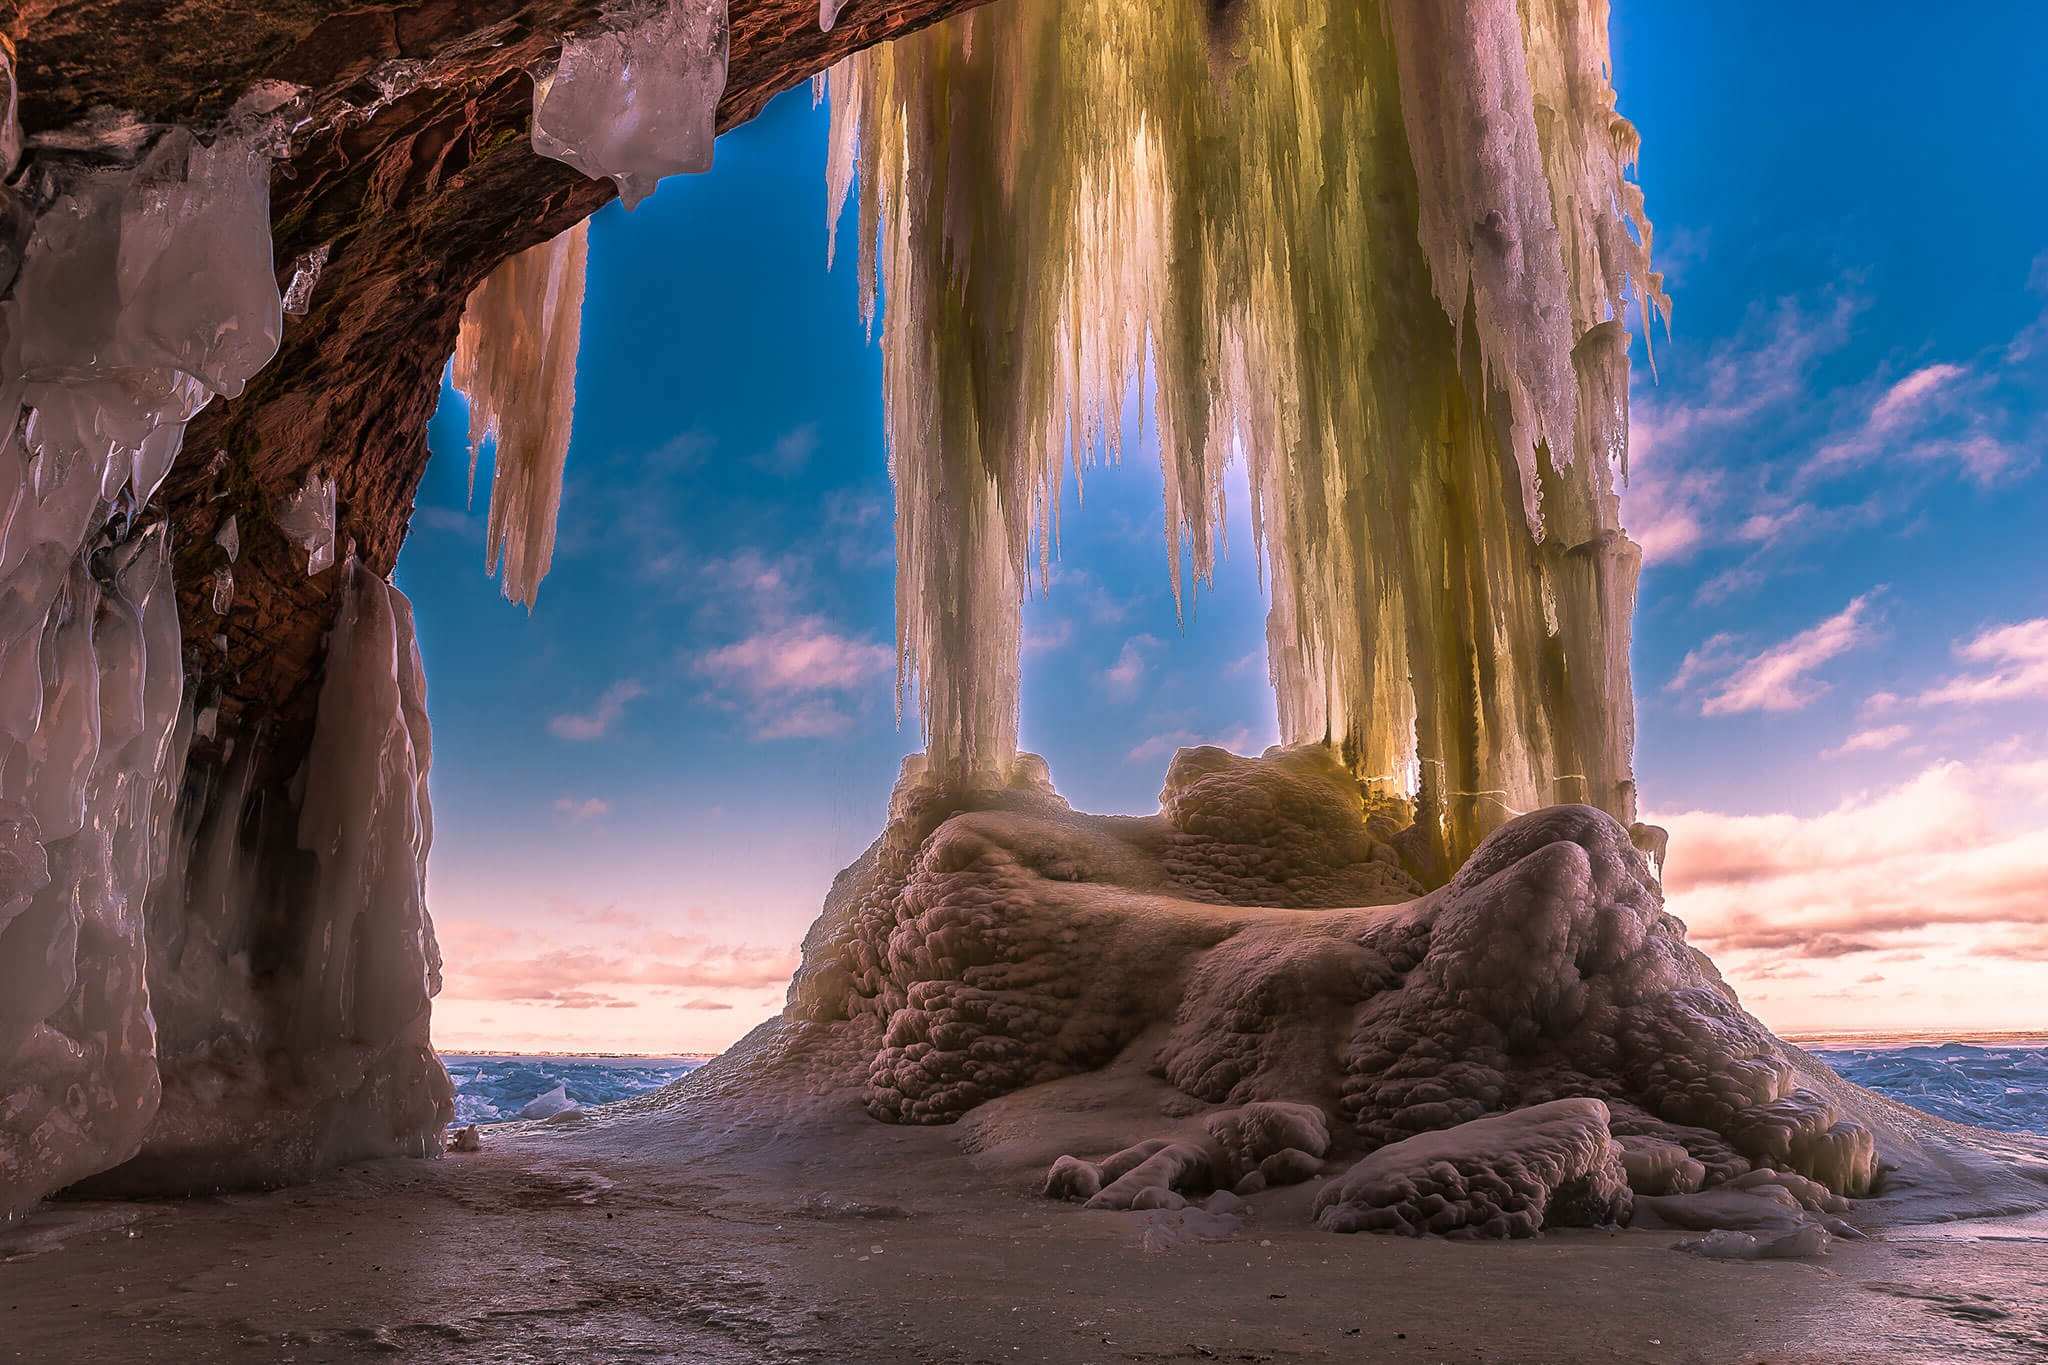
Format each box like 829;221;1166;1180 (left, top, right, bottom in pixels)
1698;594;1878;715
549;679;647;741
1666;631;1741;693
1103;634;1160;699
1865;363;1968;434
1822;725;1909;759
552;796;613;822
694;617;892;695
754;699;855;740
1023;618;1074;653
756;423;820;478
1918;617;2048;706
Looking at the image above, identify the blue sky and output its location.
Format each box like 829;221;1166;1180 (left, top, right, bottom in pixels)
406;9;2048;1051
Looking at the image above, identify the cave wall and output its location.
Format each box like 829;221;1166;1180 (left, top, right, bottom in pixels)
2;0;990;1217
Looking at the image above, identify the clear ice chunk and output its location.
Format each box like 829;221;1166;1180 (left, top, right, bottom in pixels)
274;470;337;576
281;243;330;317
530;0;730;210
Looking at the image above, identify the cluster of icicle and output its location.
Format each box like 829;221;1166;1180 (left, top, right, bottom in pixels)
824;0;1667;866
0;55;444;1216
449;0;727;609
451;223;589;609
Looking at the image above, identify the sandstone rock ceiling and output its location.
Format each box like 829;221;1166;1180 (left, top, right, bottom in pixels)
7;0;989;770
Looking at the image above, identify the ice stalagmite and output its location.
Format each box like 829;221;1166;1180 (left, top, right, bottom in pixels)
0;101;284;1218
530;0;731;210
825;0;1666;868
450;220;589;609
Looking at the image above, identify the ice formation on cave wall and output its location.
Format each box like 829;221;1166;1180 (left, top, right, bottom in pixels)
0;97;283;1218
530;0;731;211
450;221;589;608
115;562;450;1198
825;0;1666;866
275;467;338;576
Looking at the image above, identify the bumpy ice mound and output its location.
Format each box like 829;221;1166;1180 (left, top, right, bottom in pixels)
766;745;1927;1244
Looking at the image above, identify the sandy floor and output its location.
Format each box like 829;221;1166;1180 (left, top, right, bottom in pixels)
6;1068;2047;1365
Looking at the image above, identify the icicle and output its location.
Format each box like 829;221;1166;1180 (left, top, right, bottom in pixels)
274;470;336;576
821;0;852;33
215;513;239;561
530;0;730;210
450;220;587;609
208;565;233;614
1381;0;1580;531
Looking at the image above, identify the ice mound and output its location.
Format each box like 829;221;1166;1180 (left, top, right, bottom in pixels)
764;745;1984;1243
530;0;731;210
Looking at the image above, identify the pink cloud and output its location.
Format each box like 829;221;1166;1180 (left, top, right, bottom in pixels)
1698;593;1878;715
1655;757;2048;963
1821;724;1910;759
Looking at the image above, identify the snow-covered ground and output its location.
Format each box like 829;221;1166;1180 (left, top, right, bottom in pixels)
441;1054;705;1124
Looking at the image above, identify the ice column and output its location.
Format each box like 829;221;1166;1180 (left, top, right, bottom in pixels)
450;220;588;608
531;0;731;210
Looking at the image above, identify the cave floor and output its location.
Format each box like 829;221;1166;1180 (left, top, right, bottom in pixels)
5;1086;2046;1365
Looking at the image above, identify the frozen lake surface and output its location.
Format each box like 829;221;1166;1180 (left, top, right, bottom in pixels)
1808;1039;2047;1136
440;1040;2047;1134
442;1054;705;1124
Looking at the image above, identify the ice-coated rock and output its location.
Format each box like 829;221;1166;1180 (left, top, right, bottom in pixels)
1313;1099;1632;1237
530;0;730;210
1045;1100;1332;1210
114;128;282;398
0;42;20;179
